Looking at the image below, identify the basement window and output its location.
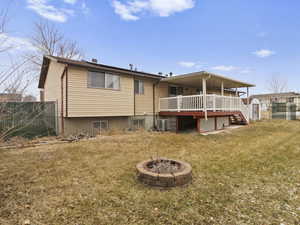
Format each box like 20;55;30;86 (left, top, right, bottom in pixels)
132;119;145;129
93;120;109;133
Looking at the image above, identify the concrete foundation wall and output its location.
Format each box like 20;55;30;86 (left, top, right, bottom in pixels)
158;116;177;132
64;116;130;136
216;117;229;130
199;118;215;132
63;115;156;136
130;115;155;130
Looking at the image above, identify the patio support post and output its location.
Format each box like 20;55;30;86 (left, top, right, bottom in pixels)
235;88;238;97
221;81;224;112
213;94;216;112
247;87;249;104
221;82;224;96
247;87;250;120
203;78;207;120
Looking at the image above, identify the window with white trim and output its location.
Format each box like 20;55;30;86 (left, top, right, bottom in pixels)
88;71;120;90
134;80;144;95
132;119;145;129
93;120;109;133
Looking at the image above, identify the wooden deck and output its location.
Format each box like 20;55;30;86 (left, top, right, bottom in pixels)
159;110;242;117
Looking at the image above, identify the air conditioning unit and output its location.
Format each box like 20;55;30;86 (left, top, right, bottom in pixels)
157;119;168;131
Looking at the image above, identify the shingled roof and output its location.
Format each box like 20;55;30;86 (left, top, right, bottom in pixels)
38;55;164;88
251;92;300;98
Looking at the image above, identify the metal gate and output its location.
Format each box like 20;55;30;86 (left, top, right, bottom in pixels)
287;103;297;120
252;104;260;120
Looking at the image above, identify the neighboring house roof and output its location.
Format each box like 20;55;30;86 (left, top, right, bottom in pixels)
162;71;255;89
0;93;22;102
251;92;300;99
38;55;165;88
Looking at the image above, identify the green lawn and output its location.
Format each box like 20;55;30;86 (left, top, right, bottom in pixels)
0;120;300;225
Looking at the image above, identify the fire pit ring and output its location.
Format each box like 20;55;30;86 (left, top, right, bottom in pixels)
136;158;192;187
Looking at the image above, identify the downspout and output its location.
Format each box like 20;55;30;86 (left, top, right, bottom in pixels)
133;76;136;117
153;83;155;129
153;80;160;129
65;66;69;117
247;87;250;123
60;65;68;136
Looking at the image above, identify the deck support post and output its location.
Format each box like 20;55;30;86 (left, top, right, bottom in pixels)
202;78;207;120
247;87;250;121
213;94;216;112
221;82;224;96
221;82;224;112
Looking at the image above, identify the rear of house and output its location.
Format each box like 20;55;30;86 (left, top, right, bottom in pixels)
39;55;255;136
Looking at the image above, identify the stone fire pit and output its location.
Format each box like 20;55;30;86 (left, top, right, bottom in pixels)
136;158;192;187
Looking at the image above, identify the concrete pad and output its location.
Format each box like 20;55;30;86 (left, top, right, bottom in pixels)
200;125;244;136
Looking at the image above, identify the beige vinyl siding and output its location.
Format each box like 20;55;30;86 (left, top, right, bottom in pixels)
44;61;65;104
155;82;168;113
43;60;66;117
67;67;134;117
135;79;156;115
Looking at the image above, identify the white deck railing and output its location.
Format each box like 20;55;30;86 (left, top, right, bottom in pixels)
159;94;249;122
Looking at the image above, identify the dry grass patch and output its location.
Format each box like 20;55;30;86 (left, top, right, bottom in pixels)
0;120;300;225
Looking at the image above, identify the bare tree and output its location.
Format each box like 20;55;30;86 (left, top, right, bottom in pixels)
267;75;288;93
0;12;50;141
26;21;84;69
0;9;11;53
0;18;83;141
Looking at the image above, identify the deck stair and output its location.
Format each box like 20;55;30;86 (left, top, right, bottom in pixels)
230;113;248;125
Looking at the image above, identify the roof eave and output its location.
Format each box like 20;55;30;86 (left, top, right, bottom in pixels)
38;56;51;89
162;71;255;88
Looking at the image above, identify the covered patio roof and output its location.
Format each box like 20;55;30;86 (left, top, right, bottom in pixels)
162;71;255;89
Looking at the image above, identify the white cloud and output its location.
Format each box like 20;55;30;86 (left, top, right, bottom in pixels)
112;1;139;20
81;1;90;15
253;49;275;58
240;68;251;74
0;34;36;52
27;0;74;23
112;0;195;21
64;0;77;4
150;0;195;17
178;61;196;68
211;65;238;72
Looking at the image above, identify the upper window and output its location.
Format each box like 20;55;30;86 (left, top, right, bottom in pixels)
88;71;120;90
169;86;183;96
134;80;144;95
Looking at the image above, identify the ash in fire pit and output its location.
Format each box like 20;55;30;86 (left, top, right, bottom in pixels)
136;158;192;187
147;159;181;174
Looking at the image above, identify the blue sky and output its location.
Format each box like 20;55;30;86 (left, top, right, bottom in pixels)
1;0;300;95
